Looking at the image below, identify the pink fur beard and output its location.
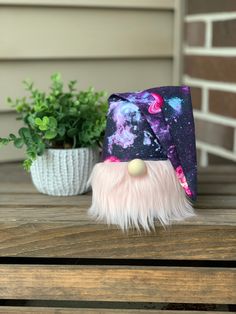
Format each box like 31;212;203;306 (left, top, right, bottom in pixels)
88;160;195;231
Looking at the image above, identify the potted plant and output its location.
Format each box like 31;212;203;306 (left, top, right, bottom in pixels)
0;73;107;196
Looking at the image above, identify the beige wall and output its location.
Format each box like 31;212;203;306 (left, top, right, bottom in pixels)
0;0;183;162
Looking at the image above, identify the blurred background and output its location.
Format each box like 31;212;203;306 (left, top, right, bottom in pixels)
0;0;235;166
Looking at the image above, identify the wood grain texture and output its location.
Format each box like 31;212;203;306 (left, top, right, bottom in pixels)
0;222;235;259
198;183;236;195
198;174;236;183
2;181;236;195
0;163;235;259
0;265;235;304
0;163;235;187
2;164;236;191
0;206;235;225
1;192;236;209
0;308;160;314
0;309;231;314
198;166;236;174
195;195;236;209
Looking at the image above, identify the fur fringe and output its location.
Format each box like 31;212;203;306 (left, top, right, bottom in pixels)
88;160;195;231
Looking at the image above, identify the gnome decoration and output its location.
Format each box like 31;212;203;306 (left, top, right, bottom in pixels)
89;86;197;231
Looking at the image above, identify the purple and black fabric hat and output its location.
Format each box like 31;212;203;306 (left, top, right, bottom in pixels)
89;86;197;231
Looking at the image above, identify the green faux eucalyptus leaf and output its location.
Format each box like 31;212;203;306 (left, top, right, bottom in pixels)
44;130;57;140
0;73;108;171
67;128;77;138
36;142;45;156
19;127;31;140
49;116;57;128
14;138;24;149
9;134;16;140
34;117;42;125
0;138;10;147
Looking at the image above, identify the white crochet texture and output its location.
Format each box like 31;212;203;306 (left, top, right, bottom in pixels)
31;148;99;196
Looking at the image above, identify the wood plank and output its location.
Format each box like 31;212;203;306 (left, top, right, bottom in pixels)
2;163;236;178
0;0;176;10
198;183;236;195
0;163;235;259
0;183;37;194
198;174;236;183
2;163;236;190
0;308;160;314
0;215;235;259
0;192;236;209
0;265;235;304
0;163;27;180
2;182;236;196
195;195;236;209
0;206;235;226
0;7;173;59
198;166;236;174
0;309;231;314
198;167;236;184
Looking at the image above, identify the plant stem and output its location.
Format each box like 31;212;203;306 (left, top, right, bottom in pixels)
72;136;76;149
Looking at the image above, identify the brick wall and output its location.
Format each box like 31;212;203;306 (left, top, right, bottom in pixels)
183;0;236;166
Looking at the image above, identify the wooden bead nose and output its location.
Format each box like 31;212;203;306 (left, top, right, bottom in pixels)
128;159;147;177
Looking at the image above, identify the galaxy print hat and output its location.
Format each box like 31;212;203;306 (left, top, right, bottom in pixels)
89;86;197;231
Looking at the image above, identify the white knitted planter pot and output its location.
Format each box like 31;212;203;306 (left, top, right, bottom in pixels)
31;147;99;196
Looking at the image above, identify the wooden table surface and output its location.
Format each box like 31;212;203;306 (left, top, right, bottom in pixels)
0;163;235;313
0;163;235;260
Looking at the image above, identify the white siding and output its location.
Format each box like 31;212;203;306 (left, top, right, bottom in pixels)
0;0;182;162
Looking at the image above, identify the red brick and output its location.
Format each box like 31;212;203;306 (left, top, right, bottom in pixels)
184;56;236;83
209;90;236;119
195;119;234;150
185;21;205;47
190;86;202;110
186;0;236;15
213;19;236;47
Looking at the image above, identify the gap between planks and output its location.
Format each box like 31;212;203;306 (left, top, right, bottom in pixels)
0;193;236;210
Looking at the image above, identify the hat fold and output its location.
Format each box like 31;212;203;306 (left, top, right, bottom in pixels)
110;86;197;200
